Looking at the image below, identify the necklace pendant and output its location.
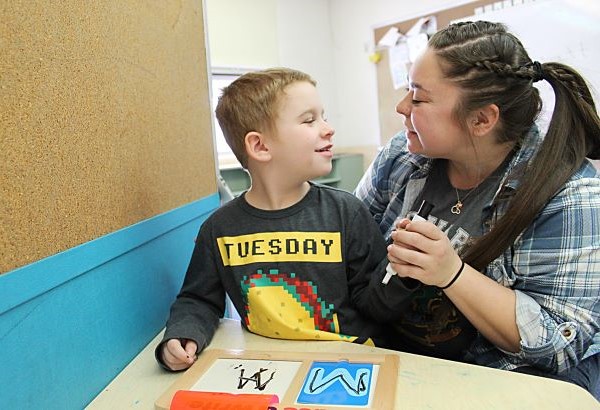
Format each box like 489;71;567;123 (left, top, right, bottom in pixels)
451;201;463;215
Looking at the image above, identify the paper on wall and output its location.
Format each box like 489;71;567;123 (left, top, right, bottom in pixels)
406;16;437;37
389;43;410;89
407;33;428;62
377;26;402;47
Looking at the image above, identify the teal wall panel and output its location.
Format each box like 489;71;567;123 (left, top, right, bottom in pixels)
0;193;219;410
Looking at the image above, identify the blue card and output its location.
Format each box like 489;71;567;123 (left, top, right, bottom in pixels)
297;361;374;406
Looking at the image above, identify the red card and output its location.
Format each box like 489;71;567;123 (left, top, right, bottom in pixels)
170;390;279;410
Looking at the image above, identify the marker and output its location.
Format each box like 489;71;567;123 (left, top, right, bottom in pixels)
382;200;434;284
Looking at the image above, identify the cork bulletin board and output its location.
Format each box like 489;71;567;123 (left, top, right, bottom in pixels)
0;1;217;273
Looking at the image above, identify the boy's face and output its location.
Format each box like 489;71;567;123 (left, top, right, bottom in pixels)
265;81;335;182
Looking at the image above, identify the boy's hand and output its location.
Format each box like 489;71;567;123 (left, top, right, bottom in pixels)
161;338;198;371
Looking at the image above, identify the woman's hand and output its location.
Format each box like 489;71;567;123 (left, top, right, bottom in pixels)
387;218;463;288
388;218;520;352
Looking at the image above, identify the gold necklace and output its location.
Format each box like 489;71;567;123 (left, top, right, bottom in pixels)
451;187;477;215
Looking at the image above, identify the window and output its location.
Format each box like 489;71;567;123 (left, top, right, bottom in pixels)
211;73;240;156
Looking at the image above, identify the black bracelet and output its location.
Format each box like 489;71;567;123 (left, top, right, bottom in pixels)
438;260;465;290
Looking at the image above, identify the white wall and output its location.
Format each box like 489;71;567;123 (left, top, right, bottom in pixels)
205;0;475;152
276;0;338;146
205;0;279;68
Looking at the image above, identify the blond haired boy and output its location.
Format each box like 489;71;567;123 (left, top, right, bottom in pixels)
156;68;393;371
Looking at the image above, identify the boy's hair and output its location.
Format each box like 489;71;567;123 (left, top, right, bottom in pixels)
215;68;316;168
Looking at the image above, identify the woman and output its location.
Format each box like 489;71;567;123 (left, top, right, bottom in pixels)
355;21;600;397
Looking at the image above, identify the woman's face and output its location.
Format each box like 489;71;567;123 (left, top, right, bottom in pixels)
396;47;469;159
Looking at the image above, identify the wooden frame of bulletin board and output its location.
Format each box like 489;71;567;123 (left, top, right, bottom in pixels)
373;0;498;145
155;349;399;410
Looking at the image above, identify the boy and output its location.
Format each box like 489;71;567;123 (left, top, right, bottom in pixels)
156;68;392;371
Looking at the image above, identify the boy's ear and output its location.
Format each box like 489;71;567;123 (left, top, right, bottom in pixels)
470;103;499;137
244;131;271;162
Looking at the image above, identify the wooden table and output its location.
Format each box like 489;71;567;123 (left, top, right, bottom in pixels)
87;319;599;409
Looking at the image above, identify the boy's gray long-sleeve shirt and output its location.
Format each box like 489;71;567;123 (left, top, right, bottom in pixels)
155;184;417;368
